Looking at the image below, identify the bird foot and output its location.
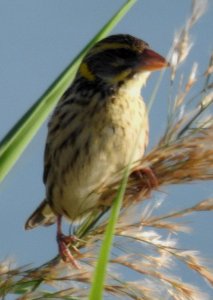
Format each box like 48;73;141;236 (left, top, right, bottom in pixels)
132;167;158;197
57;233;81;269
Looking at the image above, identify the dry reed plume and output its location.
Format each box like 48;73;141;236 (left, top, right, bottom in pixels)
1;0;213;299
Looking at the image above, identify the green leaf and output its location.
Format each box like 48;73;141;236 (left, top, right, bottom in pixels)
88;167;130;300
0;0;137;182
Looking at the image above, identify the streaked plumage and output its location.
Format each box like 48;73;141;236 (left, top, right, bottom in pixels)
25;34;168;264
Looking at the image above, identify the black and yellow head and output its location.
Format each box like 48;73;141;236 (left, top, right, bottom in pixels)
78;34;168;84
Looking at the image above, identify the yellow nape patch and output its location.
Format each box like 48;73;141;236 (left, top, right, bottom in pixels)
79;63;95;81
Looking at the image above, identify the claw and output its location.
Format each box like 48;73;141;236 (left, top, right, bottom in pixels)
132;166;158;198
57;216;81;269
135;167;158;189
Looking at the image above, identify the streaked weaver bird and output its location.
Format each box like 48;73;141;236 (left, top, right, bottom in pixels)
25;34;169;268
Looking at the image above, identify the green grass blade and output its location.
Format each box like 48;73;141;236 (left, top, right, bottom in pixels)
89;168;129;300
0;0;137;182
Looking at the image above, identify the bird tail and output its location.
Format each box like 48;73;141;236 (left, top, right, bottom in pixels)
25;199;57;230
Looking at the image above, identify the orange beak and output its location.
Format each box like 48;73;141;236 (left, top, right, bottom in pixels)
138;48;169;71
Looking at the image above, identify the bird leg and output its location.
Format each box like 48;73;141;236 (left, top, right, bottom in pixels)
56;216;81;269
132;166;158;197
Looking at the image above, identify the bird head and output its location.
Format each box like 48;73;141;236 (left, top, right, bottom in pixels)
78;34;169;86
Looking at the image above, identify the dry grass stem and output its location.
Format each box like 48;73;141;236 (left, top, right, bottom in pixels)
1;1;213;299
170;0;207;81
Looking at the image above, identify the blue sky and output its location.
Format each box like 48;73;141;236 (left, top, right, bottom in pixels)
1;0;213;297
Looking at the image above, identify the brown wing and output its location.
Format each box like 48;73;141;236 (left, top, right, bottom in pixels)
43;105;62;183
43;142;51;184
